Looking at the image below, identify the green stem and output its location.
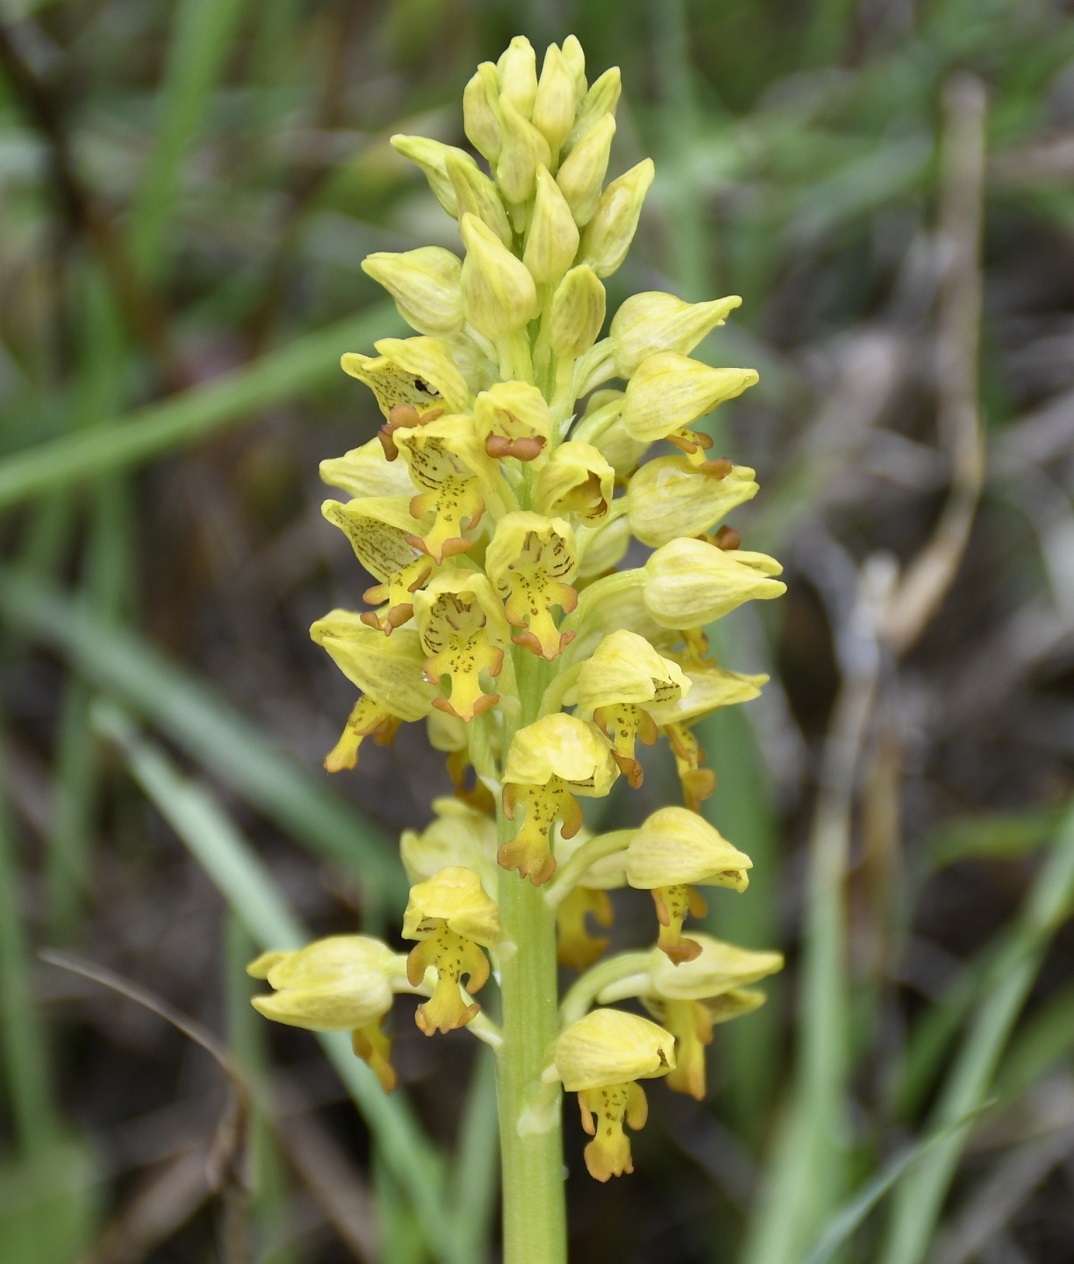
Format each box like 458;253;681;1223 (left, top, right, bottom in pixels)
495;647;567;1264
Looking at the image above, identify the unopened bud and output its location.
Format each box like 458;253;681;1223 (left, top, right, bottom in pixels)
460;213;539;338
362;247;463;335
561;35;587;101
463;62;502;163
556;114;616;227
446;152;512;246
533;43;578;154
565;66;621;153
523;166;580;284
622;351;757;442
626;457;759;547
643;538;785;628
579;159;655;278
610;291;742;376
390;134;477;218
549;265;606;358
497;35;538;119
496;96;552;206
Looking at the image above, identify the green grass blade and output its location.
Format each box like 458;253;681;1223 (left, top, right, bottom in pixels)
0;1139;98;1264
0;724;59;1156
92;702;469;1264
0;305;398;511
129;0;252;281
450;1049;500;1262
92;701;306;947
225;916;298;1264
877;806;1074;1264
0;567;406;904
892;936;1003;1120
995;980;1074;1099
47;267;131;939
798;1103;994;1264
739;747;853;1264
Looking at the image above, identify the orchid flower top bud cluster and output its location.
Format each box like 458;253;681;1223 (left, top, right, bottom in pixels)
250;35;784;1190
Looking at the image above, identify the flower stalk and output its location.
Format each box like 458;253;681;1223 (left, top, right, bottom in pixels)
248;34;784;1264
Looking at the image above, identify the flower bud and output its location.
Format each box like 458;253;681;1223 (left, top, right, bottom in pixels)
460;213;539;339
549;265;606;358
643;537;786;627
496;96;552;206
446;152;512;247
463;62;502;163
610;292;742;377
572;389;648;475
436;330;499;396
621;351;757;442
523;166;580;283
497;35;538;118
626;457;759;547
556;114;616;227
532;44;578;154
565;67;621;153
579;159;655;278
561;35;587;101
575;510;631;578
362;247;463;335
390;134;478;218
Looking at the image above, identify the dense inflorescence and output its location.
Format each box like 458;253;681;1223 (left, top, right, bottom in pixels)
250;34;784;1184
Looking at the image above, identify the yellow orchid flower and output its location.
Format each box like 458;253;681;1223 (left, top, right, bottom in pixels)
248;937;408;1092
626;807;753;963
485;512;579;660
547;1009;674;1181
500;713;618;884
414;569;511;722
402;867;500;1035
575;630;690;788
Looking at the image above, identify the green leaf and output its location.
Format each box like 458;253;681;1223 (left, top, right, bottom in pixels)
0;306;398;512
798;1103;995;1264
877;806;1074;1264
0;1138;98;1264
0;567;407;906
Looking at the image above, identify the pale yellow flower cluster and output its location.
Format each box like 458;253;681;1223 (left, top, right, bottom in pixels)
251;35;784;1184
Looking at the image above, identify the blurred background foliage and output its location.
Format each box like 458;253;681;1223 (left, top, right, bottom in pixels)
1;0;1073;1261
